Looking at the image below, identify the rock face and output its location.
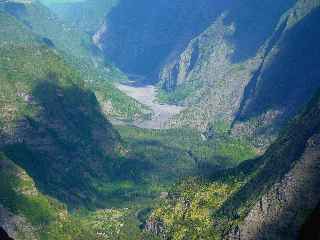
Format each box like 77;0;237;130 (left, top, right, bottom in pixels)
232;0;320;146
227;134;320;240
97;0;233;81
165;0;320;145
223;90;320;239
0;226;15;240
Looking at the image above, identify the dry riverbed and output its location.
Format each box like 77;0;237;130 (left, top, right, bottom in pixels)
115;83;185;129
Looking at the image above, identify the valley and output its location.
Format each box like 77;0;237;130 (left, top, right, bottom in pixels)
0;0;320;239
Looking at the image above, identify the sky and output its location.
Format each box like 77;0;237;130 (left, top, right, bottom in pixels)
39;0;86;5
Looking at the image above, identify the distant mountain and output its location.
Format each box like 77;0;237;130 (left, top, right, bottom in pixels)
95;0;233;82
232;0;320;146
160;0;320;147
43;0;119;35
95;0;320;148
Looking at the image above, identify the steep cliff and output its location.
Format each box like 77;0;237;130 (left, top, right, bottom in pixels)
164;0;320;147
232;0;320;146
96;0;233;82
224;92;320;239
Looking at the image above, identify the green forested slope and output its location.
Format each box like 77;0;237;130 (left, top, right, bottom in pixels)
0;10;144;239
0;0;150;121
146;90;320;239
0;14;123;207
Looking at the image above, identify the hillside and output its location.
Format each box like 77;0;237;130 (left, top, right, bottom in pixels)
0;9;259;239
146;90;320;239
0;12;123;207
0;152;96;239
42;0;119;35
0;0;150;121
0;10;153;239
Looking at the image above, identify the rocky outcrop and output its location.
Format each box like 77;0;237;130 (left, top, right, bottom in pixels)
144;218;165;237
160;0;297;131
227;134;320;240
0;206;37;240
164;14;262;130
0;227;14;240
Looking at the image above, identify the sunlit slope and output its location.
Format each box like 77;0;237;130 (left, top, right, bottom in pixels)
0;0;150;121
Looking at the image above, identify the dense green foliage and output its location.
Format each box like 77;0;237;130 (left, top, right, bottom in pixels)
118;125;256;181
0;152;150;240
156;82;200;105
0;1;149;121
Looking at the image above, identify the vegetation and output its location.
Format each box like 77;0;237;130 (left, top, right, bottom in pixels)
43;0;119;34
118;125;256;179
146;91;320;239
0;1;149;121
2;1;318;239
156;83;199;105
0;153;97;240
0;152;148;240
